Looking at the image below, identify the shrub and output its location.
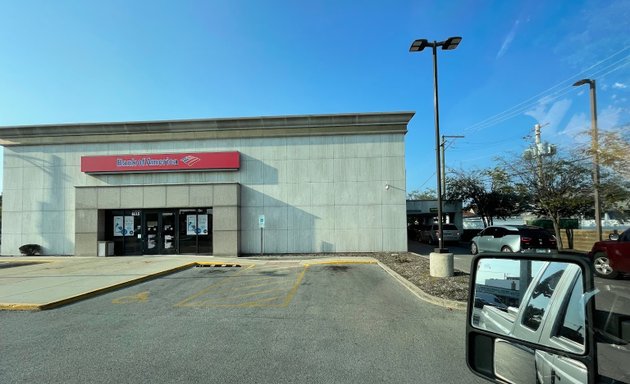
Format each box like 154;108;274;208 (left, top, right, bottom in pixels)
19;244;43;256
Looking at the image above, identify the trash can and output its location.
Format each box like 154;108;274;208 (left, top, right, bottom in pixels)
97;241;114;257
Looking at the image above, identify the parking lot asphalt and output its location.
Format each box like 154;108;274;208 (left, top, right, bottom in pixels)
0;255;378;311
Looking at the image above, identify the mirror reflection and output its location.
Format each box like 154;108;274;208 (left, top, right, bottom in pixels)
472;259;586;354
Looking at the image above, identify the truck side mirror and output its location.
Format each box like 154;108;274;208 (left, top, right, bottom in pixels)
466;254;598;384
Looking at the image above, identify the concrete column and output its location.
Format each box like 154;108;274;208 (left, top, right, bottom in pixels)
430;251;454;277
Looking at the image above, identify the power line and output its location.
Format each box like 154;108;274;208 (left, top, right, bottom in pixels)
463;47;630;134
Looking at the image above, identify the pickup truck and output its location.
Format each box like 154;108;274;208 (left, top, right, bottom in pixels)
588;227;630;278
467;254;630;384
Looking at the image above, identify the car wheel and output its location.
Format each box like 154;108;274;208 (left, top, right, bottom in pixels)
593;253;619;279
471;242;478;255
501;246;513;252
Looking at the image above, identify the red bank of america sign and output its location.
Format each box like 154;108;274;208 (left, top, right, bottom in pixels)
81;152;240;173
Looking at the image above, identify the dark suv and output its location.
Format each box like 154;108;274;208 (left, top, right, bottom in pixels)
470;225;557;254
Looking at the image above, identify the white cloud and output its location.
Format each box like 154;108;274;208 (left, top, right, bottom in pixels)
496;20;520;59
613;82;627;89
524;98;572;135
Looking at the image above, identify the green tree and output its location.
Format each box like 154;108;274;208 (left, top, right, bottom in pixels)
501;154;593;249
446;168;524;227
407;188;437;200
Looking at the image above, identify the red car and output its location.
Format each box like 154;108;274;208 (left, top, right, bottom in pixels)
588;228;630;278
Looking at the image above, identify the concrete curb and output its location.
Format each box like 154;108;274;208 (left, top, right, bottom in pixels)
376;260;468;311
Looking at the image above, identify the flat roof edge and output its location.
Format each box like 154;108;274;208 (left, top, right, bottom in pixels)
0;111;415;146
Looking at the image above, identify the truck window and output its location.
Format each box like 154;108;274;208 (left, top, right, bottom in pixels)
521;262;568;331
556;271;585;345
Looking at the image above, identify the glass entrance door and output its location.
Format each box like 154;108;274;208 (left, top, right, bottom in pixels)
161;212;177;254
142;211;178;255
144;212;160;255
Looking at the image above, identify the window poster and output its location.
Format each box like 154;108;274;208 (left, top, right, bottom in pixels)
198;214;208;235
114;216;134;236
186;214;209;235
187;215;197;235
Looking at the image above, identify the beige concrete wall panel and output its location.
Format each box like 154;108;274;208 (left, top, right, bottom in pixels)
382;228;407;252
189;184;214;206
2;211;23;234
356;229;383;251
119;186;144;208
240;209;263;231
310;206;335;229
22;188;44;212
381;181;406;205
165;185;190;207
241;186;264;208
263;206;288;230
308;136;336;159
354;135;384;158
285;137;310;160
310;182;334;206
4;149;24;168
286;159;310;184
3;168;23;190
142;186;166;208
213;184;239;206
356;181;381;205
22;166;45;190
382;156;405;181
357;157;382;182
334;206;360;230
287;207;315;230
212;230;239;256
76;188;98;209
75;233;98;256
75;209;98;234
307;159;333;183
333;158;355;182
213;206;239;231
262;185;287;207
261;159;282;185
286;183;312;206
333;181;358;205
41;211;65;234
382;204;407;229
358;205;383;229
287;230;314;253
334;229;359;252
62;188;76;211
96;187;121;209
241;158;264;184
2;190;22;212
260;229;288;253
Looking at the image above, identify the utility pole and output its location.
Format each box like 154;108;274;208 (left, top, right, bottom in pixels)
440;135;465;198
524;123;555;186
573;79;602;241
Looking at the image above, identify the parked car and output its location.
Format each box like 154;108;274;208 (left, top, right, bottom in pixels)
587;227;630;278
470;225;557;255
421;223;461;244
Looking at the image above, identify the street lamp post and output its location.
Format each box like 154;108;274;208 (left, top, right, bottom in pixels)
410;36;462;253
573;79;602;241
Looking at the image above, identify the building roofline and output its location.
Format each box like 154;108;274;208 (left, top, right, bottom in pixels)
0;111;415;146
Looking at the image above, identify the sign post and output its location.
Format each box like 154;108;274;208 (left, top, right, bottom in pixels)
258;215;265;256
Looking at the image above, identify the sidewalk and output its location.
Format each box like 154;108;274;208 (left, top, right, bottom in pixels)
0;255;377;311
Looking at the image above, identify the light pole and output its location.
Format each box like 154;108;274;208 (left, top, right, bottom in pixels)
573;79;602;241
410;36;462;252
441;135;465;197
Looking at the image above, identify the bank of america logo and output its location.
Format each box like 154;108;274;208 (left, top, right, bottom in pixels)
181;155;201;166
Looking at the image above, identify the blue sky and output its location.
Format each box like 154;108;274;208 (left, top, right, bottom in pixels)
0;0;628;193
